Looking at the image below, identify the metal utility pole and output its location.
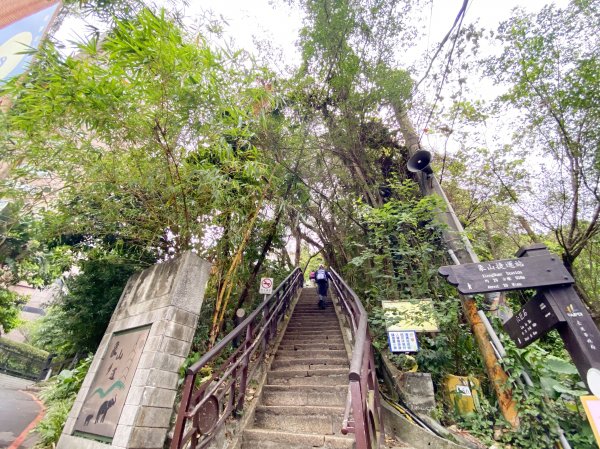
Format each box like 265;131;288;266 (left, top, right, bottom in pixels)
395;108;519;427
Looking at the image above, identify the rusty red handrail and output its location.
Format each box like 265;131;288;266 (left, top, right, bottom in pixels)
170;268;303;449
330;268;384;449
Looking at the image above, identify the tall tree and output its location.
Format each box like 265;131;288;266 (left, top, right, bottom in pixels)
485;0;600;312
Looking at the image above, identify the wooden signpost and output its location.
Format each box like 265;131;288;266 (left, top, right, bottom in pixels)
439;243;600;397
438;253;573;295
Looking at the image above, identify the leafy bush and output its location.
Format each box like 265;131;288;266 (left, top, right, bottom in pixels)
35;356;92;449
0;288;24;335
0;337;48;359
457;339;595;449
349;180;446;304
0;337;48;379
30;247;151;356
35;399;73;448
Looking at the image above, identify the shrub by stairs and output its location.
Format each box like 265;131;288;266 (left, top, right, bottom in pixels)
242;288;355;449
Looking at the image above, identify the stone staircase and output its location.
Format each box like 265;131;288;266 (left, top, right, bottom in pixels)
242;288;355;449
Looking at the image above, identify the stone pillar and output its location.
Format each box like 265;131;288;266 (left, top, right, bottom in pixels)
57;251;211;449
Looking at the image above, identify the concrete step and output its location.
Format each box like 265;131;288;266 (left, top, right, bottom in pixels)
240;289;355;449
285;326;342;335
291;315;336;320
289;321;338;326
278;342;346;351
280;336;344;346
268;368;348;386
279;340;345;349
271;358;348;371
286;321;339;327
289;313;337;318
292;307;335;312
242;428;354;449
254;405;346;435
262;385;347;407
276;349;348;359
282;335;344;343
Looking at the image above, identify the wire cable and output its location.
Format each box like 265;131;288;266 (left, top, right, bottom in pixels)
413;0;469;95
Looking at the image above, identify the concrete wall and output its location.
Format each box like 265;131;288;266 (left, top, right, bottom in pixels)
57;251;211;449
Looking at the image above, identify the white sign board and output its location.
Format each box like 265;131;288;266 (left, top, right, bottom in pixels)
388;331;419;353
456;385;472;396
259;277;274;295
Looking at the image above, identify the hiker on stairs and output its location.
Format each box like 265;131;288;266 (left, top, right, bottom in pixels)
315;265;332;309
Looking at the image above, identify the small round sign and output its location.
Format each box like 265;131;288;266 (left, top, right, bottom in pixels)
196;395;219;434
587;368;600;398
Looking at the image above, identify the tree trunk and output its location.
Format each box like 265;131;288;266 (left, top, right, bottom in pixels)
563;252;600;319
484;219;500;259
517;216;540;244
392;102;519;427
293;213;302;267
236;206;285;310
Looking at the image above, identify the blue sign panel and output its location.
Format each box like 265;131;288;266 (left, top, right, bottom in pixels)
0;3;60;82
388;330;419;353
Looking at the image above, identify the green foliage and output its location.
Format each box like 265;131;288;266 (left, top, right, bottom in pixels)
388;353;417;372
35;357;92;449
0;289;24;335
35;399;73;449
0;337;48;359
415;298;484;381
62;0;143;21
30;247;151;356
1;8;270;256
0;337;48;378
349;179;446;302
27;307;73;357
0;202;76;290
573;234;600;304
485;0;600;309
457;333;595;449
39;356;92;403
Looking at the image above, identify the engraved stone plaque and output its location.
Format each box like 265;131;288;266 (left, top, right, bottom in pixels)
74;326;150;439
57;252;212;449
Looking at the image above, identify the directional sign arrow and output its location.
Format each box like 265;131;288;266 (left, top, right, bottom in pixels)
503;294;564;348
438;254;573;295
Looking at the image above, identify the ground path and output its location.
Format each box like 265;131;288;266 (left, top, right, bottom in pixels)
0;373;42;449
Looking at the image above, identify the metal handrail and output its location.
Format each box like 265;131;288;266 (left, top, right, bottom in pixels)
330;268;384;449
171;267;303;449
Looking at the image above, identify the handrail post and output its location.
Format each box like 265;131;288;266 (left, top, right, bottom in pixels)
368;334;385;447
237;323;253;412
170;372;195;449
350;379;368;449
37;353;55;381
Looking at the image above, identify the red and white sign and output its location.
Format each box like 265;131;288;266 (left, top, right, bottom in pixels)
259;277;273;295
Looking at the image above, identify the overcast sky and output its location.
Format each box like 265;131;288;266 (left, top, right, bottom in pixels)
57;0;569;68
186;0;569;67
54;0;570;155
